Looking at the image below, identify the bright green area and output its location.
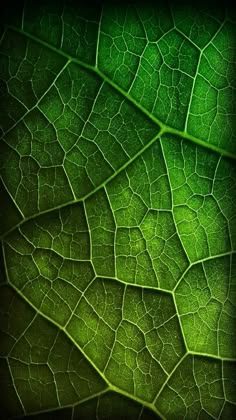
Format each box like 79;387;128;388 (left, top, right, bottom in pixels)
187;21;236;151
175;255;236;358
0;1;235;420
105;287;185;400
157;355;233;419
162;136;234;262
86;189;116;277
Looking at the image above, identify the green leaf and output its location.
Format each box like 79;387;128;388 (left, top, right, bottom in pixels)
0;1;235;419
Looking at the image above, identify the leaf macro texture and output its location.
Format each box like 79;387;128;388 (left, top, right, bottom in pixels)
0;1;236;419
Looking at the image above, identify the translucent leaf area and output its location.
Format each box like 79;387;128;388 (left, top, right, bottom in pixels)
0;1;235;419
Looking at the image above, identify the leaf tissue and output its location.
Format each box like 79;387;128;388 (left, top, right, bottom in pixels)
0;1;235;419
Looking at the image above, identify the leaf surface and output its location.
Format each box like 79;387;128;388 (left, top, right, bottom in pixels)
0;1;236;419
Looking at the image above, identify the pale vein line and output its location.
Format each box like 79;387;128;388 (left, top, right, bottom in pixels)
95;4;103;68
184;21;225;132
